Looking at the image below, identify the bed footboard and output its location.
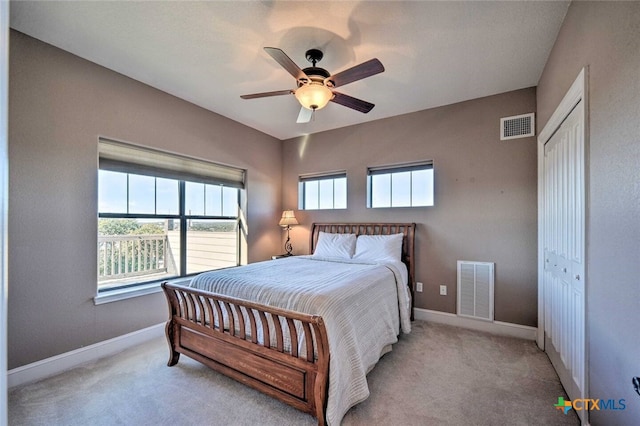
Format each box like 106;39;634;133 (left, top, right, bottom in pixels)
162;282;330;426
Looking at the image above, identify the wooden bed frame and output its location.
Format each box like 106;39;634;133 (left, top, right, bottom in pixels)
162;222;416;426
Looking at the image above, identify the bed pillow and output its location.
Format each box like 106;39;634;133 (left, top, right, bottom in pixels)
313;232;357;259
353;233;404;262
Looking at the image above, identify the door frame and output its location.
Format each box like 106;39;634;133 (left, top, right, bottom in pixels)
537;67;587;349
537;67;589;420
1;1;9;423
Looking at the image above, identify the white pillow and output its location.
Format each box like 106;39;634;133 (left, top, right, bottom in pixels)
313;232;357;259
353;233;404;262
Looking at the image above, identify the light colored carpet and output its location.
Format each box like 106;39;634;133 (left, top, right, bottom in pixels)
9;321;579;425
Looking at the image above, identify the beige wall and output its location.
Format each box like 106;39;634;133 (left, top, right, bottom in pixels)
8;31;282;369
282;88;538;326
537;2;640;423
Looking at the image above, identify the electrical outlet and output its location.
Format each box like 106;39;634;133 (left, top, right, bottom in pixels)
439;285;447;296
416;282;423;292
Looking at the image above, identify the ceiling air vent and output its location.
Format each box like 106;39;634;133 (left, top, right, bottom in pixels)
500;112;535;140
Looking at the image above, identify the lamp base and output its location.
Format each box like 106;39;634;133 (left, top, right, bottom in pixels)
283;226;294;256
284;239;293;256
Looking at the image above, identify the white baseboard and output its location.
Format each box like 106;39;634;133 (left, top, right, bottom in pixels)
414;308;537;341
8;322;165;388
8;312;536;388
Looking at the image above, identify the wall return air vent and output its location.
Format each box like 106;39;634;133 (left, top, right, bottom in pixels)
457;261;494;321
500;112;535;140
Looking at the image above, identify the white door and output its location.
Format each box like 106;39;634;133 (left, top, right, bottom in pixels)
542;99;586;417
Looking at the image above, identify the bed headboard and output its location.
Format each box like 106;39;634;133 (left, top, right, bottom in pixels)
310;223;417;319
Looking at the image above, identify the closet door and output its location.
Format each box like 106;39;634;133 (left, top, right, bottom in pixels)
542;100;586;408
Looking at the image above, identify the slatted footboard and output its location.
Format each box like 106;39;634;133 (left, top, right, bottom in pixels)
162;282;330;426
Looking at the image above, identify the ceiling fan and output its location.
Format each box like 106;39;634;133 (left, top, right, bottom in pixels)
241;47;385;123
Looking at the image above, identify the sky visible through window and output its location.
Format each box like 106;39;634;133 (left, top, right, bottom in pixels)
99;170;237;216
299;176;346;210
370;168;434;208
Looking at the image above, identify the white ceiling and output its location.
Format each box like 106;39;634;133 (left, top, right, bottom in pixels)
10;1;569;140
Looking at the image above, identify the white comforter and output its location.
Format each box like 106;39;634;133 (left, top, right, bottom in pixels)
189;255;412;426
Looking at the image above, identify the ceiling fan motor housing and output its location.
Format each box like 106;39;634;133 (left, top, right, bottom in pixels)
298;67;333;86
300;49;335;87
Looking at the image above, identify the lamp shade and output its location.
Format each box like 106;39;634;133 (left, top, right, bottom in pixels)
278;210;299;227
294;83;333;110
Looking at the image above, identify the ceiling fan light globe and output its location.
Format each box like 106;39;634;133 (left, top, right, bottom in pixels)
295;83;333;111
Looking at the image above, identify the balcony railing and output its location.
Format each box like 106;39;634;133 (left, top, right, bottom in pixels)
98;230;238;290
98;234;171;282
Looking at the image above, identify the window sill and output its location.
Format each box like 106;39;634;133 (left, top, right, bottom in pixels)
94;277;192;305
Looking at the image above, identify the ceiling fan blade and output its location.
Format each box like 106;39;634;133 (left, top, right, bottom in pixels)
328;58;384;88
264;47;309;82
330;91;375;113
296;107;313;124
240;89;293;99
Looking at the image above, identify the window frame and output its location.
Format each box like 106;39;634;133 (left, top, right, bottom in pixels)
367;161;434;208
97;139;245;293
298;171;347;210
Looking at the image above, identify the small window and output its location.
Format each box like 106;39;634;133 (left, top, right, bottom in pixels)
367;161;434;208
298;172;347;210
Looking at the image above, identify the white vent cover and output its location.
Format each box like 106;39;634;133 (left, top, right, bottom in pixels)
457;261;494;321
500;113;535;140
